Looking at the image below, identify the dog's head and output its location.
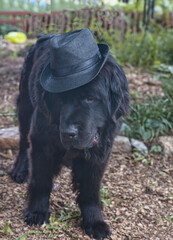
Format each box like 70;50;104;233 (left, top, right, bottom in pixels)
46;56;130;150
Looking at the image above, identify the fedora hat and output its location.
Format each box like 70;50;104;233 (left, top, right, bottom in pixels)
40;28;109;93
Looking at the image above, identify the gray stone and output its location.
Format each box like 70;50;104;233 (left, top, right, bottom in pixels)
131;138;148;155
157;136;173;157
112;136;132;153
0;127;19;149
0;170;4;176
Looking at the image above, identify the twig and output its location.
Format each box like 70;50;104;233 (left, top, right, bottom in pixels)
0;152;13;159
0;113;16;117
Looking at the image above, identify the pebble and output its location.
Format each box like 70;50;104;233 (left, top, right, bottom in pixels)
157;136;173;157
131;138;148;155
113;136;132;153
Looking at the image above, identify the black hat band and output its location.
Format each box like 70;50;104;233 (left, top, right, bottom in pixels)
51;52;101;78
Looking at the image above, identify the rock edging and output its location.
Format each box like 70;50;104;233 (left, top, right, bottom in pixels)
0;127;19;149
0;127;173;157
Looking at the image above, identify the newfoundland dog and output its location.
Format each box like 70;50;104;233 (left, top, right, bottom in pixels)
9;31;130;239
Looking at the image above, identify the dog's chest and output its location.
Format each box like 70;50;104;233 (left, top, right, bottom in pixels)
62;149;82;168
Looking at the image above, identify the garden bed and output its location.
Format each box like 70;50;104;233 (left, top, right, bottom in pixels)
0;47;173;239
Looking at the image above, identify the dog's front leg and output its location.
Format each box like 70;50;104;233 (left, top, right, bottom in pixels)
72;158;111;239
24;108;62;226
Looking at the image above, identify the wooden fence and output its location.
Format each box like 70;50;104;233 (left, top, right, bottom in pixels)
0;8;173;37
0;11;29;32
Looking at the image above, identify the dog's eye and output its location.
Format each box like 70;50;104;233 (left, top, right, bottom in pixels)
85;96;95;103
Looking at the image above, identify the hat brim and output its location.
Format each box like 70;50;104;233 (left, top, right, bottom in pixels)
40;43;109;93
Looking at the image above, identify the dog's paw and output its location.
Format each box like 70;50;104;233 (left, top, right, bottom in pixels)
83;221;111;239
24;210;50;226
9;168;28;184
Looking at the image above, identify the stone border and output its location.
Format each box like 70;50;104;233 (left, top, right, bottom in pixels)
0;127;173;157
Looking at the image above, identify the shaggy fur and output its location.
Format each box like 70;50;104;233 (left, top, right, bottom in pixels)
9;34;130;239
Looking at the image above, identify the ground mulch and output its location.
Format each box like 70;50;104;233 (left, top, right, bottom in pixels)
0;54;173;240
1;151;173;240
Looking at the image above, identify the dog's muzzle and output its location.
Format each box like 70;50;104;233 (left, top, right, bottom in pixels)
60;125;99;150
60;125;78;145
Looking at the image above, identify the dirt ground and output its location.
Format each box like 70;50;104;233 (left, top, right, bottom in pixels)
0;55;173;240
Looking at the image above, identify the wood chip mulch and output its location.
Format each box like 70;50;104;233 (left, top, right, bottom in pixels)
0;53;173;240
0;151;173;240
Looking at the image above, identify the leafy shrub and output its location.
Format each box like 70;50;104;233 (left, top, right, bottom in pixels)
124;97;173;141
93;27;173;68
123;77;173;141
156;29;173;65
113;31;158;67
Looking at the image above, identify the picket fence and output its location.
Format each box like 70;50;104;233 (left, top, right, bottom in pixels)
0;8;173;37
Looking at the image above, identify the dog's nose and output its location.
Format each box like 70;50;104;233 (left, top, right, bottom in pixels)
61;125;78;140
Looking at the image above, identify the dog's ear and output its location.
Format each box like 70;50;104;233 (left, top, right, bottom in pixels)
108;58;130;119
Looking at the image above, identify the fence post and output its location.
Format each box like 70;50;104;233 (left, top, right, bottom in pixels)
121;11;125;39
168;12;173;28
127;10;132;32
133;11;138;33
162;12;166;27
115;11;120;32
60;10;66;33
84;7;90;28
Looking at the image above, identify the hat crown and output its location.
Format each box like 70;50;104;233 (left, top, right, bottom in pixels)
50;29;99;69
40;29;109;93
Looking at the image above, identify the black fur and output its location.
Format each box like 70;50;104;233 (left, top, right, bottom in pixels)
9;34;130;239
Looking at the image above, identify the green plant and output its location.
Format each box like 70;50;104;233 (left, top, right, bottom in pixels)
100;186;113;206
150;145;162;153
16;231;41;240
114;31;158;67
93;27;173;68
132;151;152;165
58;209;80;222
0;106;18;125
156;29;173;65
132;145;163;165
1;222;13;236
15;211;79;240
123;76;173;141
166;216;173;221
133;151;145;162
124;96;173;141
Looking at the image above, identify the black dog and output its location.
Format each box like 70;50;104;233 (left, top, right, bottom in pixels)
9;34;129;239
